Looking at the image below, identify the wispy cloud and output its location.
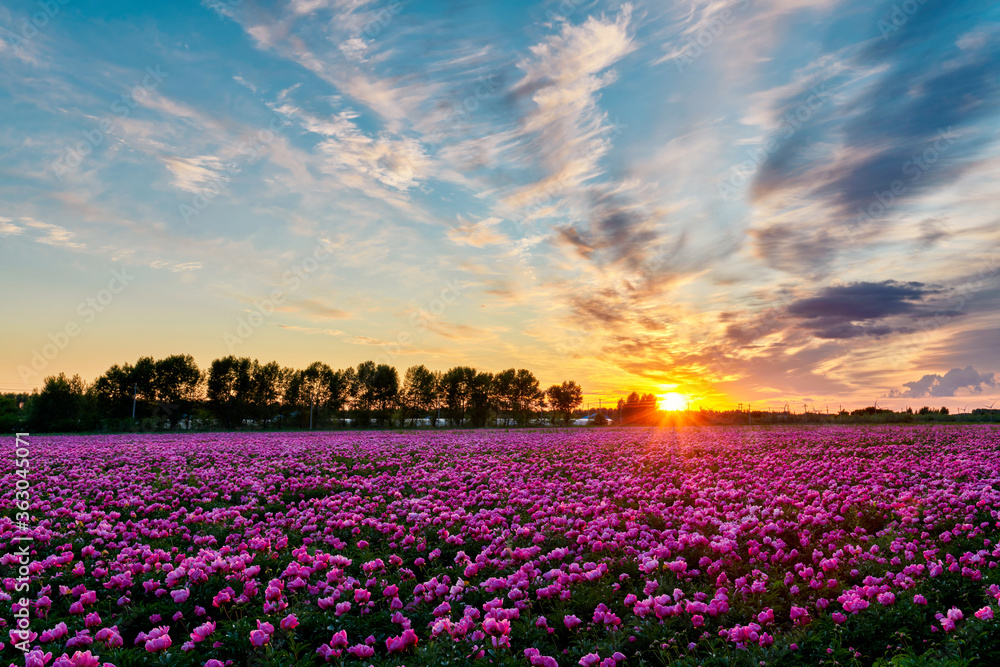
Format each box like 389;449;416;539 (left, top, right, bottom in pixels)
504;5;635;210
20;218;86;250
447;216;507;247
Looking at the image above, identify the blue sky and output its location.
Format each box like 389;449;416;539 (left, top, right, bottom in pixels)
2;0;999;410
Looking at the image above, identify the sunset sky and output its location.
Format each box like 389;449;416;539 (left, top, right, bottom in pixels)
2;0;999;411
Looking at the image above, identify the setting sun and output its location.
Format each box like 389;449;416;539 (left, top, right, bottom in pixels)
658;392;688;412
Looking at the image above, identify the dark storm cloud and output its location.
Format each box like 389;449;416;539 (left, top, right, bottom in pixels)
787;280;927;320
786;280;952;339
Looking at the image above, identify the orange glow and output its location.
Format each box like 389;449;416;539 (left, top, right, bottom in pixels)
658;392;688;411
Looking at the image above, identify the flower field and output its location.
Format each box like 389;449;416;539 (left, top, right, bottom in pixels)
3;426;1000;667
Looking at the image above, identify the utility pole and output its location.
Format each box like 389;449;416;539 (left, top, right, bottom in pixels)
132;384;137;420
748;403;751;426
309;396;314;431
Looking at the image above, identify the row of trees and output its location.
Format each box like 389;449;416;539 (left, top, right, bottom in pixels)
2;354;585;432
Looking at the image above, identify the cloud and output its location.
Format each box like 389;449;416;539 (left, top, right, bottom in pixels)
278;299;351;319
345;335;384;345
281;105;430;192
162;155;229;194
150;260;203;272
504;5;635;209
0;218;23;235
891;365;998;398
277;325;346;336
447;216;507;247
422;319;499;342
786;280;943;339
210;0;431;126
21;218;86;250
747;3;1000;273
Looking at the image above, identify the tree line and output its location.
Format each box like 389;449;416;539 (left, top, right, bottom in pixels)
0;354;585;433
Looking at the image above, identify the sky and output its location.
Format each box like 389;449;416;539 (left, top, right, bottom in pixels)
1;0;999;412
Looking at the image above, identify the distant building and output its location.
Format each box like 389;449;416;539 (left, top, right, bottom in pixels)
572;412;605;426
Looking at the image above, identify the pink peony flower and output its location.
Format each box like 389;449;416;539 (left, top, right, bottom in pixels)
790;606;809;624
249;629;269;647
191;621;216;642
348;644;375;658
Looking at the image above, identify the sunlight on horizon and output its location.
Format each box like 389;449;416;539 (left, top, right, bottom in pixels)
658;392;688;412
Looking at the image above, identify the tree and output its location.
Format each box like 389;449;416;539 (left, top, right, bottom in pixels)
512;369;542;426
206;356;253;427
92;363;137;420
0;392;29;433
372;364;400;427
152;354;202;427
352;361;377;427
250;360;284;428
620;391;658;425
441;366;476;426
492;368;517;425
468;371;493;428
27;373;90;432
325;368;353;424
299;362;335;429
335;367;357;424
402;365;438;426
546;380;583;425
132;356;157;418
